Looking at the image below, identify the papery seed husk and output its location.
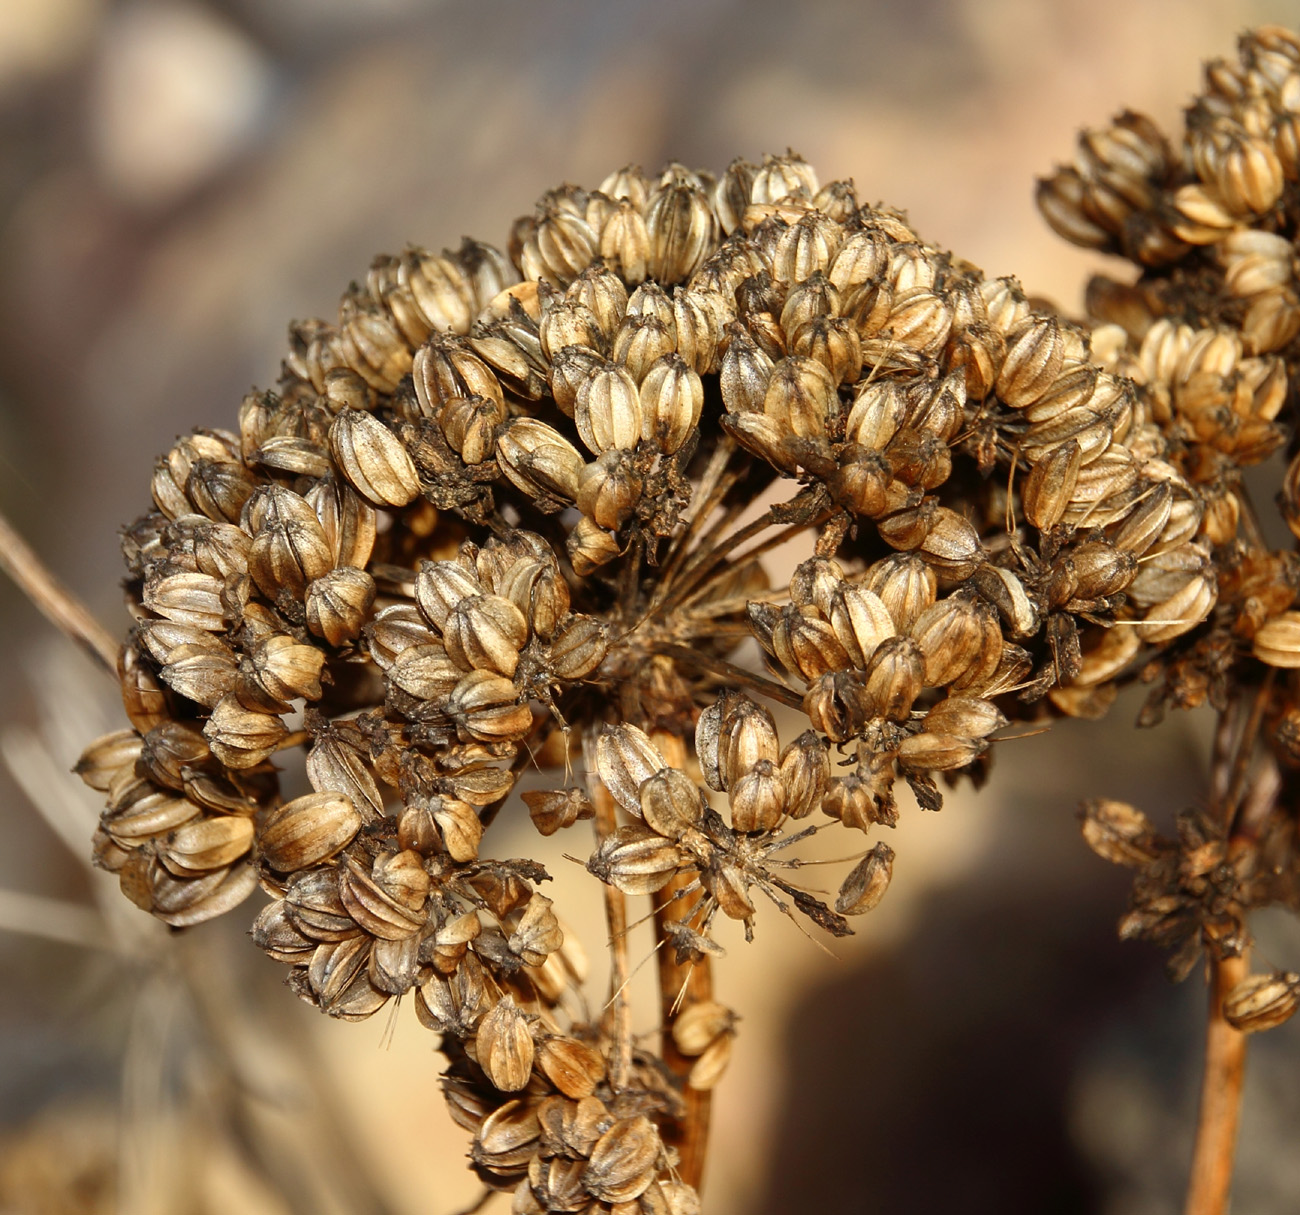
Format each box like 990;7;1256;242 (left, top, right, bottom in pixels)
1079;798;1158;867
477;996;535;1093
587;823;688;895
1223;972;1300;1032
836;842;895;914
585;1115;660;1204
1252;610;1300;667
260;791;363;873
639;768;705;839
537;1035;607;1098
594;724;665;814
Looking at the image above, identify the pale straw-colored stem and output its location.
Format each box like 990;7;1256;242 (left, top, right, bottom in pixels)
0;509;118;673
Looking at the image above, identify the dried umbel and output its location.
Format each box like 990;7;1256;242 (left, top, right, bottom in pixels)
70;33;1300;1204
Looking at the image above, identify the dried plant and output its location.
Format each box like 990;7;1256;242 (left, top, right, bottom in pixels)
3;22;1300;1214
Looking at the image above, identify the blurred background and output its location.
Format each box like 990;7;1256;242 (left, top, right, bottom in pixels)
2;0;1300;1211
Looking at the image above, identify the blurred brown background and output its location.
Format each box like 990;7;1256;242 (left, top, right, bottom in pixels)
2;1;1300;1211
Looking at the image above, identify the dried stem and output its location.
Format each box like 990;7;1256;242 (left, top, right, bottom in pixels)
0;509;118;673
647;642;804;710
649;730;713;1193
1184;951;1249;1215
591;772;633;1091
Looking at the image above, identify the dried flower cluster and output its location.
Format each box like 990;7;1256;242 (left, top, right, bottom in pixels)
1040;26;1300;1005
71;24;1300;1210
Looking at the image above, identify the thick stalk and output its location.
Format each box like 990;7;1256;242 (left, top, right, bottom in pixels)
649;730;713;1192
1184;952;1249;1215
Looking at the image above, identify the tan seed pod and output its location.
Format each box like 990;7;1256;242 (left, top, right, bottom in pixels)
429;797;483;862
997;316;1066;407
587;823;688;895
328;409;420;507
1079;798;1158;868
247;486;334;603
443;593;529;677
773;607;851;682
719;324;775;414
639;768;705;840
829;584;896;667
613;313;676;384
203;694;288;769
244;634;326;707
160;642;239;708
828;446;893;517
575;362;643;454
338;853;428;940
778;730;830;819
472;1097;541;1172
729;758;785;832
493;415;582;501
546;614;609;680
306;732;385;822
862;635;925;721
718;695;780;789
1069;540;1138;601
477;996;535;1093
600;198;651;284
1023;439;1082;531
585;1115;660;1205
763;355;836;439
117;641;171;734
305;566;375;646
76;730;144;793
919;508;984;580
387;643;462;700
836;841;895;914
523;788;595;835
896;730;986;771
912;595;993;688
687;1033;735;1092
539;294;606;362
1253;610;1300;667
260;791;362;873
971;565;1040;638
1136;572;1216;643
143;571;227;631
566;516;623;575
673;286;723;374
415;559;482;630
577;451;643;530
671;1000;736;1057
595;724;665;814
1223;972;1300;1033
446;671;532;743
861;552;937;632
639;354;704;453
537;1035;607;1099
103;789;202;845
645;182;715;284
922;696;1007;739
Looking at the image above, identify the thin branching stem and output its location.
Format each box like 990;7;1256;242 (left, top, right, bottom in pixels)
591;766;633;1091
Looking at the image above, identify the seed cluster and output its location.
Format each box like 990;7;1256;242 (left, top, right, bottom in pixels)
1041;27;1300;1015
74;27;1300;1201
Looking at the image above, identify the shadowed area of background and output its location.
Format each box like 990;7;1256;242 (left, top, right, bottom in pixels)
2;1;1299;1212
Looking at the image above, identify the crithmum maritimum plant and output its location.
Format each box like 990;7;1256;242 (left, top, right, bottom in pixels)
3;23;1300;1215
